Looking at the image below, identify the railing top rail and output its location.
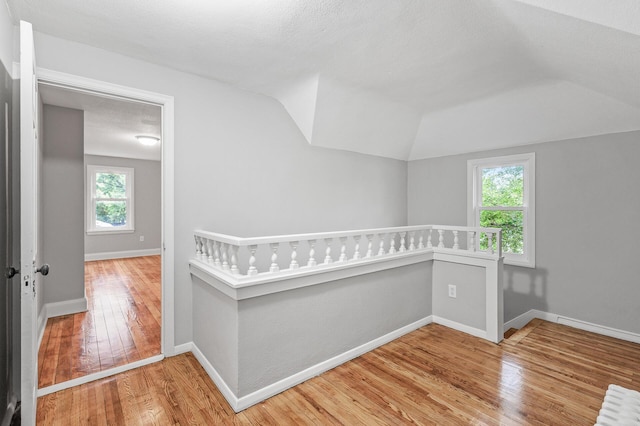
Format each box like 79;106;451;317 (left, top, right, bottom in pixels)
194;224;501;247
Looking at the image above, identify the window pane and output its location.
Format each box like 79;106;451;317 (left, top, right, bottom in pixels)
96;172;127;198
480;210;524;254
95;200;127;227
481;165;523;207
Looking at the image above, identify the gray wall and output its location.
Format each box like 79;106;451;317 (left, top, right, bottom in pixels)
409;131;640;334
84;155;161;255
42;105;85;304
33;32;409;345
432;261;486;330
237;263;432;396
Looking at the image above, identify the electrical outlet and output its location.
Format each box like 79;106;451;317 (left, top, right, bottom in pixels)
448;284;457;298
139;235;145;242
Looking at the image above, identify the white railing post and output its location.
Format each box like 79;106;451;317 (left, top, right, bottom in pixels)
195;236;202;259
290;241;299;270
399;232;407;253
206;239;214;263
230;245;239;275
339;237;348;262
418;230;425;249
469;231;476;252
388;233;397;254
270;243;280;273
487;232;494;255
247;245;258;276
353;235;362;260
453;230;459;250
427;229;433;248
408;231;416;251
437;229;445;248
221;243;230;271
378;233;386;256
213;241;221;267
307;240;317;267
366;234;374;258
324;238;333;264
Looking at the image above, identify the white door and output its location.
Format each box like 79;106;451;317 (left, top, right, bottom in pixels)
19;20;44;426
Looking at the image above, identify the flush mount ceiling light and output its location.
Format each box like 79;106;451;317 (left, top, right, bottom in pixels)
136;135;160;146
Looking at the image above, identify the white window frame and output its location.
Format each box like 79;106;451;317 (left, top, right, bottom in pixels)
467;153;535;268
86;165;135;235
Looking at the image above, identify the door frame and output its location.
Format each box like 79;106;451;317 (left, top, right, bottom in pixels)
34;68;175;396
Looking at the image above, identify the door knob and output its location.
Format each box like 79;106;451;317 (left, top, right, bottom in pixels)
36;264;50;276
5;266;19;279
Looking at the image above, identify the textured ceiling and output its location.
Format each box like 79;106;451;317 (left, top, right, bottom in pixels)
9;0;640;160
39;84;162;161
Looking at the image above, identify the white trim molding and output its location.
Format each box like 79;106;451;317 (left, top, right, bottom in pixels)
192;316;433;413
37;354;164;397
37;67;176;358
44;297;88;318
84;248;162;261
504;309;640;344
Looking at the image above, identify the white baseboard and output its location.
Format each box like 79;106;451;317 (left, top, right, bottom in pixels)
432;316;487;340
45;297;88;318
173;342;193;355
191;343;239;411
193;315;433;413
85;248;161;261
37;305;48;350
37;354;164;397
504;309;640;344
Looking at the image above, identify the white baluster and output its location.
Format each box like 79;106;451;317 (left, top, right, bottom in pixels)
388;233;397;254
352;236;362;260
427;229;433;248
247;245;258;276
399;232;407;253
418;231;425;249
290;241;299;269
213;241;221;267
453;230;459;250
324;238;333;264
339;237;348;262
206;239;214;263
221;243;230;271
195;236;202;259
409;232;416;251
230;245;239;275
469;231;476;252
438;229;445;248
366;234;374;258
269;243;280;273
487;232;494;254
307;240;317;267
378;233;386;255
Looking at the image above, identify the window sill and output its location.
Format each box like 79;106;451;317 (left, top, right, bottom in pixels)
87;229;135;236
504;257;535;268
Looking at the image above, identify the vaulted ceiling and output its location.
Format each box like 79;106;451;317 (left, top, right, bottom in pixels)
9;0;640;160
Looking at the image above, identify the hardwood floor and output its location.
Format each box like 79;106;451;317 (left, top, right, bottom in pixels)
38;256;161;388
37;319;640;425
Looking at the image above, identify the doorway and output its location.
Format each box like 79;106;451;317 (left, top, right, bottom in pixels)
33;70;174;396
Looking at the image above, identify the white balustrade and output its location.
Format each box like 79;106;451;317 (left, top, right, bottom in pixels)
193;224;501;280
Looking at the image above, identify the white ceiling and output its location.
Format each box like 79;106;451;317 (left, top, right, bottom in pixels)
10;0;640;160
39;84;162;161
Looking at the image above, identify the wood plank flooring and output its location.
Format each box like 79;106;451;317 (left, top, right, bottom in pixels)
36;319;640;425
38;256;161;388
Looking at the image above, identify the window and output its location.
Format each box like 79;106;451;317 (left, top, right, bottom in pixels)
86;165;134;234
467;153;535;267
